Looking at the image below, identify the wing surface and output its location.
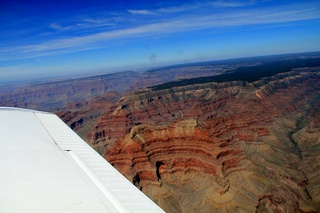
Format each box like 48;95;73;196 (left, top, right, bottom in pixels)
0;107;164;213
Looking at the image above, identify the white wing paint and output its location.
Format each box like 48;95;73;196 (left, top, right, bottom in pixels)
0;107;164;213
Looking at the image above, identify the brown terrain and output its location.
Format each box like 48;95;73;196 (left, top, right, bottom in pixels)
1;53;320;212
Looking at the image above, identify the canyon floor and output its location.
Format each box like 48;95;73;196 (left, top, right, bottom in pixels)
1;52;320;212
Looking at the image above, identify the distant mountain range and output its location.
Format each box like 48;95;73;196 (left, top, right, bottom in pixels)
1;51;319;111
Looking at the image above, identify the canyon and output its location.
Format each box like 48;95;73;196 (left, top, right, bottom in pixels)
1;53;320;212
91;68;320;212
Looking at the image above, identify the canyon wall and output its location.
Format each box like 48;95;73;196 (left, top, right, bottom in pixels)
86;69;320;212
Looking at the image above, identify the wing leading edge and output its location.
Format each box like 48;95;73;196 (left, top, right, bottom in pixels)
0;107;164;213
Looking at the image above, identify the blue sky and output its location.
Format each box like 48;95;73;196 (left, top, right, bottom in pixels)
1;0;320;84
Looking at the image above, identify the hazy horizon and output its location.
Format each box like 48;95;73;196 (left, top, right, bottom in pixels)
1;50;319;87
1;0;320;84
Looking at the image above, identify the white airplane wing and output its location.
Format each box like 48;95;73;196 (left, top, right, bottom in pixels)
0;107;164;213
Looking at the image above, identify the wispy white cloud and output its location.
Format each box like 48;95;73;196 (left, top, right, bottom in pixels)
49;23;73;31
128;9;157;15
210;0;257;8
49;23;61;29
1;2;319;62
157;0;257;13
157;4;200;13
49;18;116;32
82;17;118;26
